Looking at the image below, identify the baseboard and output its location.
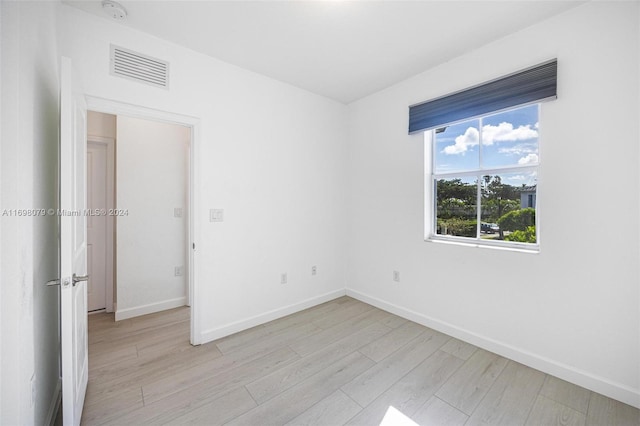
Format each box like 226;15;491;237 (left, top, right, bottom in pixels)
115;296;187;321
346;288;640;409
45;378;61;426
200;289;347;344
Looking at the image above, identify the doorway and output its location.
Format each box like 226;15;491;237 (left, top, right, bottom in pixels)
85;98;201;345
87;136;115;313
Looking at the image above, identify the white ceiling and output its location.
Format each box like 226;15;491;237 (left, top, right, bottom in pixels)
63;1;583;104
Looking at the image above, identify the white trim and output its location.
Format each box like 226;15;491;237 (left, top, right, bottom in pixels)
199;289;346;344
86;136;115;313
346;288;640;409
424;130;434;241
432;164;538;180
45;379;61;426
426;234;539;253
86;97;198;127
188;115;201;342
86;95;202;345
115;297;187;321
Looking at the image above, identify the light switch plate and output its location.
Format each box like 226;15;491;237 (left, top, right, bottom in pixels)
210;209;224;222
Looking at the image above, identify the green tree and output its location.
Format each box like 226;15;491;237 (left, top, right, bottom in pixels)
482;175;519;237
498;207;535;232
436;179;476;204
437;218;476;237
504;225;537;243
436;179;476;220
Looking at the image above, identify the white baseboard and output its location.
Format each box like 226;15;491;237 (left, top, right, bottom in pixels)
200;289;346;343
45;378;61;426
346;288;640;409
115;297;187;321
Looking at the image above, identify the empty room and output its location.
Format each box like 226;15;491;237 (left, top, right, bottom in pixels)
1;1;639;425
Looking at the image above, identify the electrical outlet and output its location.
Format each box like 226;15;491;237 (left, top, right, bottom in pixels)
281;273;287;284
174;266;183;277
174;207;183;218
393;270;400;282
311;266;317;275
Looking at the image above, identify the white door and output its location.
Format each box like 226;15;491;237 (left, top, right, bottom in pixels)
87;142;108;312
60;56;89;426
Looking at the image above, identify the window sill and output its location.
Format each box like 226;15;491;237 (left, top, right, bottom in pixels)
425;235;540;254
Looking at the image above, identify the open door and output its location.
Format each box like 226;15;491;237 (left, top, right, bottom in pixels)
60;56;89;426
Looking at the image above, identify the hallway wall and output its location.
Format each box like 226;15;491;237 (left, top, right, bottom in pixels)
116;115;190;319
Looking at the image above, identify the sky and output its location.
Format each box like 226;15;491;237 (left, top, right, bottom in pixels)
434;104;538;186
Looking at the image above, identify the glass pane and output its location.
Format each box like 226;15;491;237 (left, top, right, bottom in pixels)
434;119;480;173
480;171;537;243
435;176;477;238
481;104;538;169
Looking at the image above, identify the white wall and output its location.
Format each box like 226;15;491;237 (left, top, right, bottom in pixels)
116;116;189;319
88;110;117;139
1;1;61;424
57;4;349;338
1;4;3;421
347;1;639;407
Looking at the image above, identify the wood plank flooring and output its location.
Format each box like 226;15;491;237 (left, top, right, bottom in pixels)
82;297;640;426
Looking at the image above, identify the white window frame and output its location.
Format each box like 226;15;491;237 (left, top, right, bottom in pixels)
424;105;541;253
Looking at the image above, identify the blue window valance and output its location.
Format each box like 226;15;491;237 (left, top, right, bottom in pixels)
408;59;557;134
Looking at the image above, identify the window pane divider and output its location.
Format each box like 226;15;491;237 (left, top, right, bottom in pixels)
433;165;538;180
476;117;484;239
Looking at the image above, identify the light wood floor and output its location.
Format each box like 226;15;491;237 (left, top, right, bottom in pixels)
82;297;639;425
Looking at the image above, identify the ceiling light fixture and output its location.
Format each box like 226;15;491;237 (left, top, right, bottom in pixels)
102;0;127;21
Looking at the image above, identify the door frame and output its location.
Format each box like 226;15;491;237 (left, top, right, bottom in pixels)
87;137;115;313
86;96;202;345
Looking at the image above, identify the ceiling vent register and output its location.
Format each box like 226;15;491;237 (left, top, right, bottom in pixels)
110;45;170;89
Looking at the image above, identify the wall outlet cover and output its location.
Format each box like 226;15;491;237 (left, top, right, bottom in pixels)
210;209;224;222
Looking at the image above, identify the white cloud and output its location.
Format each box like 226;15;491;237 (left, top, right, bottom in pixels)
505;171;537;185
442;127;478;155
498;143;537;156
482;122;538;145
518;153;539;165
505;175;527;182
441;122;537;156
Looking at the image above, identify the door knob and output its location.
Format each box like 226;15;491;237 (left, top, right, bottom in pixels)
46;279;60;286
72;273;89;286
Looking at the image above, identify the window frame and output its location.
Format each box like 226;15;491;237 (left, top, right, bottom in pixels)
424;104;541;253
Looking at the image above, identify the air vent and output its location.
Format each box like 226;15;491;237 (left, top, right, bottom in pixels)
110;45;169;89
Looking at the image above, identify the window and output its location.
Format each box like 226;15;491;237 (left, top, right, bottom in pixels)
409;59;556;250
428;104;539;249
409;59;558;250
